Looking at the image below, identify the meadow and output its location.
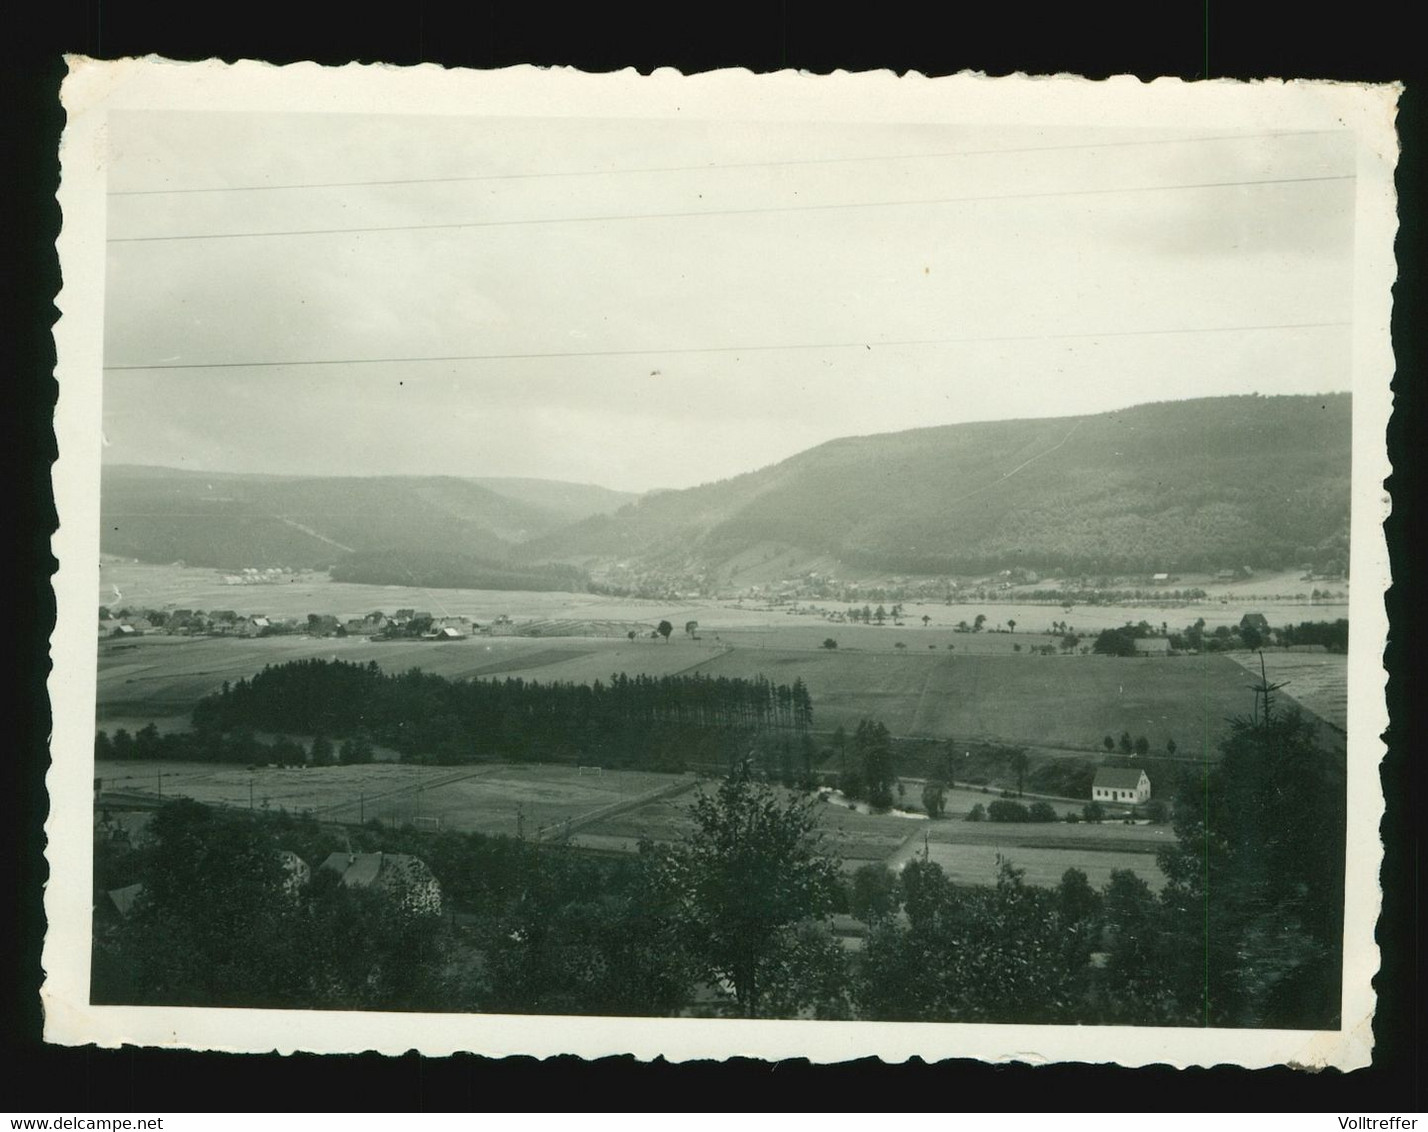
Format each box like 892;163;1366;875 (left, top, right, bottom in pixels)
95;759;689;839
1228;650;1348;733
97;607;1341;759
100;561;1346;637
686;647;1277;752
97;759;1164;888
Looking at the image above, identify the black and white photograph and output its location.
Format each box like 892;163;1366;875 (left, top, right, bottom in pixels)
45;61;1398;1067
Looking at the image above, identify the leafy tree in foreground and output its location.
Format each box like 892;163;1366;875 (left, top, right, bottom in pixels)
857;858;1090;1024
850;863;901;925
1097;868;1178;1024
648;763;843;1018
1156;704;1345;1028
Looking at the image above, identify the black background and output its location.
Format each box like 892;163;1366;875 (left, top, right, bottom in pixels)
6;1;1421;1113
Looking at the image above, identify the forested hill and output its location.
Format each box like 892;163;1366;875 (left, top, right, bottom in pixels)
519;394;1352;577
99;466;631;573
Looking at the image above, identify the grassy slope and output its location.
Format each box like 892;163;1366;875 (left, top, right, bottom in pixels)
522;393;1351;576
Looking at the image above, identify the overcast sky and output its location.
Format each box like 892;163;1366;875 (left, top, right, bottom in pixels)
102;111;1357;492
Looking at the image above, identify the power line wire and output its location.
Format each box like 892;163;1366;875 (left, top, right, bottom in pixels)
107;130;1346;197
103;320;1351;372
107;174;1355;244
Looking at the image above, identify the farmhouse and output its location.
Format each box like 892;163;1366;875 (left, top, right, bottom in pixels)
1092;768;1151;806
1132;637;1171;657
318;851;443;917
1239;612;1271;634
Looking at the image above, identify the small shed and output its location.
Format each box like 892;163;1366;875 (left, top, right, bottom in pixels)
1092;768;1151;805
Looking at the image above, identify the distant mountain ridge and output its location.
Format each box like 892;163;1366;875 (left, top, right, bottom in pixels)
102;394;1352;584
99;466;636;573
517;394;1352;579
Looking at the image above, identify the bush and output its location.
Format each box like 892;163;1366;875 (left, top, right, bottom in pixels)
1064;810;1081;824
822;638;838;650
1082;801;1105;824
987;799;1031;823
966;803;986;823
1028;801;1057;823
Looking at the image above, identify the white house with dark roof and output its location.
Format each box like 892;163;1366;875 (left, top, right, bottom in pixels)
1092;767;1151;805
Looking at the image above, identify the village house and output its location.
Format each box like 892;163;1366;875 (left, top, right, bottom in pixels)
1092;767;1152;806
318;851;443;917
1239;612;1271;635
1132;637;1171;657
423;616;473;640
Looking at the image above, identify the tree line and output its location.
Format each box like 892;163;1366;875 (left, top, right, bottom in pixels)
187;658;812;770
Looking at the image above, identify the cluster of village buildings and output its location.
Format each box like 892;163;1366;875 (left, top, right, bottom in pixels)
100;606;519;641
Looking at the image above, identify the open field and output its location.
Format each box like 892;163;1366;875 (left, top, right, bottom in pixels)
95;567;1347;760
100;561;1347;635
95;759;690;838
100;560;713;626
97;630;1341;758
1228;650;1348;733
884;816;1172;890
901;838;1167;891
97;759;1179;891
687;648;1272;751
